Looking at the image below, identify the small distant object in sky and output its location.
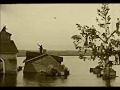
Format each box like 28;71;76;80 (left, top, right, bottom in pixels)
54;17;56;19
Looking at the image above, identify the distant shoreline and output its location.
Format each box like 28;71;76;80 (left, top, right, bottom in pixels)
17;50;92;57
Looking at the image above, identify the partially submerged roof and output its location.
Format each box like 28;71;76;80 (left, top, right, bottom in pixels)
50;54;63;63
25;51;41;60
23;53;63;63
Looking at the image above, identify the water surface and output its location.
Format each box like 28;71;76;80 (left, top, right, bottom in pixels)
0;56;120;87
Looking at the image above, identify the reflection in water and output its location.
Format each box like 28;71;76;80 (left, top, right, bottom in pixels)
0;74;4;86
0;74;17;87
103;79;111;87
104;78;116;87
23;73;68;87
0;56;120;86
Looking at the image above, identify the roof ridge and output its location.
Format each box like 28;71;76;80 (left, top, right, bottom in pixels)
24;53;48;63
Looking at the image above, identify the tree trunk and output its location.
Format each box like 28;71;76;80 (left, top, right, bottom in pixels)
103;58;110;80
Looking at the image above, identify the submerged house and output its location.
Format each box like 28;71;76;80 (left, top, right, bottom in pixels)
23;51;69;76
0;26;18;74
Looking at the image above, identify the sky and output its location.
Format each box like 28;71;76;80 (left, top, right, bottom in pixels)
0;4;120;50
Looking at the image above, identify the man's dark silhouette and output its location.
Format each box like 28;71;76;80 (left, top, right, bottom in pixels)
37;44;43;55
39;45;43;55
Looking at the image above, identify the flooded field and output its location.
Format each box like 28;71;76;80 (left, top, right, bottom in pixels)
0;56;120;87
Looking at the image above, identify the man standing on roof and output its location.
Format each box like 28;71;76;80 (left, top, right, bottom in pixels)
37;44;43;55
40;45;43;55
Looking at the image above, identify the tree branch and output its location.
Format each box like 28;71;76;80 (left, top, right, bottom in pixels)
107;30;117;41
95;29;107;43
98;36;107;43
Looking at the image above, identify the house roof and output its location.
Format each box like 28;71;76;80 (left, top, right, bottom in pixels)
50;54;63;63
0;40;18;54
25;51;41;60
23;53;63;63
0;29;12;36
23;53;48;63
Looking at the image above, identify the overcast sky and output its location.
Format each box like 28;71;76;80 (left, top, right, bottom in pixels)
0;4;120;50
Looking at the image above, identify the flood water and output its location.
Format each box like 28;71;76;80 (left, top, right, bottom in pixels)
0;56;120;87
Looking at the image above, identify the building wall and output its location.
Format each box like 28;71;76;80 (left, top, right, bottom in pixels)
23;63;47;73
24;55;63;73
0;54;17;74
23;63;36;73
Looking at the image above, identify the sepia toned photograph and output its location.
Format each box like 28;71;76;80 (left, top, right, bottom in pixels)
0;3;120;87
